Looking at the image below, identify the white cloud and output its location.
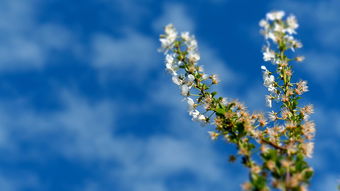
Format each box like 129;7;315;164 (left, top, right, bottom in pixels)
242;84;267;111
0;0;77;71
301;52;340;86
153;3;195;33
0;173;40;191
99;0;152;26
200;44;242;92
314;174;339;191
91;31;158;73
0;88;242;191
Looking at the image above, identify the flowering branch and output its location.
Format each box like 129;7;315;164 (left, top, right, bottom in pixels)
159;11;315;191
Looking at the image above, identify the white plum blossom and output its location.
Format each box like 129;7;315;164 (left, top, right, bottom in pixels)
259;19;269;29
273;22;284;33
188;51;200;63
263;47;275;62
211;74;219;84
188;110;206;124
186;38;198;51
284;36;302;51
222;98;228;105
261;66;276;93
159;26;207;125
267;32;277;43
160;24;177;50
296;80;309;94
264;75;275;93
302;142;314;158
172;75;182;85
187;97;195;111
286;15;298;34
187;74;195;82
265;95;273;108
165;54;177;75
268;111;277;121
266;11;285;21
166;53;174;64
181;32;190;41
197;114;206;122
181;84;190;96
260;12;301;47
189;109;200;118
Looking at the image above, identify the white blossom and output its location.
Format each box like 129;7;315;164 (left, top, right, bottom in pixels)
261;65;276;93
188;109;206;124
268;111;277;121
187;38;198;50
284;36;302;51
195;114;207;125
165;63;177;75
263;47;275;62
259;19;269;29
297;80;308;94
187;74;195;82
181;84;190;96
181;32;190;41
165;54;177;75
172;75;182;85
189;109;200;118
188;51;200;63
266;11;285;21
211;74;219;84
302;142;314;158
273;22;284;33
160;24;177;50
286;15;298;34
266;95;272;108
197;114;206;122
187;97;195;111
222;98;228;105
267;31;277;42
166;53;174;64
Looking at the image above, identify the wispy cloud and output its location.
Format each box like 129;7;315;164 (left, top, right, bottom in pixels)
0;0;77;71
91;31;158;76
0;87;242;190
301;52;340;87
0;173;40;191
153;3;195;33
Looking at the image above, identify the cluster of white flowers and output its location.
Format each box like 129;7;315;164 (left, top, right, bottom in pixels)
261;66;275;93
260;11;299;44
263;47;276;62
301;142;314;158
160;24;207;125
261;66;276;107
160;24;177;51
260;11;303;108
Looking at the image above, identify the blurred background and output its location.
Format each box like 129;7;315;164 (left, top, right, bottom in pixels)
0;0;339;190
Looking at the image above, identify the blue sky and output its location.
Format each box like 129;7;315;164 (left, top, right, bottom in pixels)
0;0;339;190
